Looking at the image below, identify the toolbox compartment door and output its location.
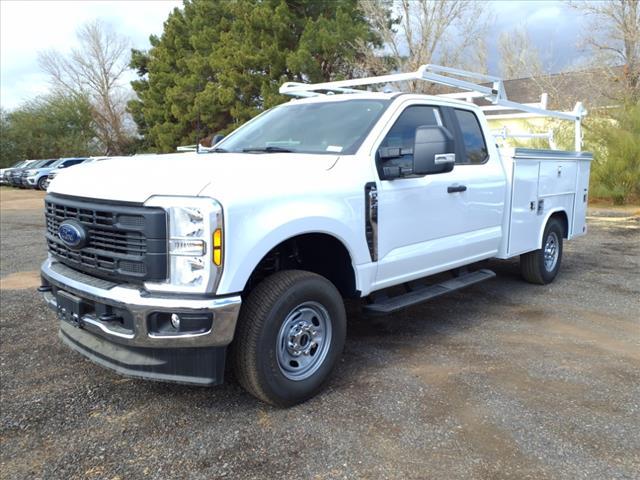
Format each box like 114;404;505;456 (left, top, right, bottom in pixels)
571;160;591;237
507;160;543;256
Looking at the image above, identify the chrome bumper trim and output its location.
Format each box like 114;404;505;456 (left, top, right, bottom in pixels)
40;258;241;348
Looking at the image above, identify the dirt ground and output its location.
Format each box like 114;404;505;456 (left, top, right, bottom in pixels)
1;187;639;479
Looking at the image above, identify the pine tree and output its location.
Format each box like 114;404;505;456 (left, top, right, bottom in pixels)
129;0;378;152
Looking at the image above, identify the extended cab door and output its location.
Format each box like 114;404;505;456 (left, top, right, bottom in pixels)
373;102;506;289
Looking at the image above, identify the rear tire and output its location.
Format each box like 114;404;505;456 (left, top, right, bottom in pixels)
231;270;346;407
520;217;564;284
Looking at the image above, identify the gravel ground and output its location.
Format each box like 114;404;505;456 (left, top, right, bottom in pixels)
1;187;639;480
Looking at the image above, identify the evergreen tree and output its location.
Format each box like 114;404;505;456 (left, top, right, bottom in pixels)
129;0;378;152
586;101;640;205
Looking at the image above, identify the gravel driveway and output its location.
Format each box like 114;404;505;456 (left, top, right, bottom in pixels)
1;188;639;480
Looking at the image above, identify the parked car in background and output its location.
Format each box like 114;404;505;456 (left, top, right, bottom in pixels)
0;160;28;185
41;157;91;190
7;160;40;187
20;159;58;189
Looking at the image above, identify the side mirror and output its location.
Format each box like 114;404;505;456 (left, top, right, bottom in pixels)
212;134;225;145
413;125;455;175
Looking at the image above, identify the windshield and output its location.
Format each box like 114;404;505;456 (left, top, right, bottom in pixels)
217;99;390;155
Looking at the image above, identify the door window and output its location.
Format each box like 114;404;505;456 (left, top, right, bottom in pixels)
377;105;442;175
454;109;488;164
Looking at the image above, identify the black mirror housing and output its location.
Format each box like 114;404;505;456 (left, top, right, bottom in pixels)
413;125;455;175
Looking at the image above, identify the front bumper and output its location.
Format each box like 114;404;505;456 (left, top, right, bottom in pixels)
40;257;242;385
26;176;38;187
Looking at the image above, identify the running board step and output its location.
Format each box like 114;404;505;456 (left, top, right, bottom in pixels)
363;269;496;315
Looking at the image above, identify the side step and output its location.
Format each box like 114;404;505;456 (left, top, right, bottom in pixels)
363;269;496;315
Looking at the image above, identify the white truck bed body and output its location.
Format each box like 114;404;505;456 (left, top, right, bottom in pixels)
497;147;593;259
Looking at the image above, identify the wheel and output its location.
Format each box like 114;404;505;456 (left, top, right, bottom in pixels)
37;176;47;190
231;270;346;407
520;217;564;285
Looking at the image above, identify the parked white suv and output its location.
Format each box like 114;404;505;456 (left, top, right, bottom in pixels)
39;67;592;406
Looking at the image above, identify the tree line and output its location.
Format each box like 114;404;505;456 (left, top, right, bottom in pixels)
1;0;638;202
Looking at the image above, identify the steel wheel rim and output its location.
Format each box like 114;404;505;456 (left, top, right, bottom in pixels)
276;301;332;381
544;231;559;272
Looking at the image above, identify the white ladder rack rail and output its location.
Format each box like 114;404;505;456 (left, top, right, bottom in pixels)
279;64;587;151
492;127;557;150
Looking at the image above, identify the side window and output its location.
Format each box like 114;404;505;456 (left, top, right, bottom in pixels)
380;106;441;151
61;159;84;168
377;105;441;176
454;109;488;164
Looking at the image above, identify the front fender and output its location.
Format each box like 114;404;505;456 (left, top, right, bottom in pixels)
217;206;368;295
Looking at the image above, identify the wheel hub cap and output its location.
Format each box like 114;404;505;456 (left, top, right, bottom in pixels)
277;302;332;381
544;232;559;272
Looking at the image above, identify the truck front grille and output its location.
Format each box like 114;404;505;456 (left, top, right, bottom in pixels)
45;194;168;283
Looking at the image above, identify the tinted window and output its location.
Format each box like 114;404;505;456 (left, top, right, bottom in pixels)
380;106;441;151
377;105;441;177
60;159;85;168
454;109;487;164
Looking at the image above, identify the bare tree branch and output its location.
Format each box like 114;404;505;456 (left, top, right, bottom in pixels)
38;19;133;154
357;0;492;93
499;27;544;80
569;0;640;101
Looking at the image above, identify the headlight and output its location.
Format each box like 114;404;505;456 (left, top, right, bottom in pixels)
25;169;37;175
143;196;223;294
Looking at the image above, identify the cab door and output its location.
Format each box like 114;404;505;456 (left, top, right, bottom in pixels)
373;104;505;289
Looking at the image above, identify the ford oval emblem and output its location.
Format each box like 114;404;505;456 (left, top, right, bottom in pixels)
58;220;87;249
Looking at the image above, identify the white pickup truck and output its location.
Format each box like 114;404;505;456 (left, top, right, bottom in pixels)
39;66;592;406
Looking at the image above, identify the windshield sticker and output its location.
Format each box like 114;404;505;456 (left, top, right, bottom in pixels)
326;145;343;152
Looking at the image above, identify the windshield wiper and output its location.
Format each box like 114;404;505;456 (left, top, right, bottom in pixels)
210;147;229;153
242;146;295;153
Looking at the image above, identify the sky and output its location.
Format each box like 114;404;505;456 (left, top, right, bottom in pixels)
0;0;181;110
0;0;591;111
487;0;590;74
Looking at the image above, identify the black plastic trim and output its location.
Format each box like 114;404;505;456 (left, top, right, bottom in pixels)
45;194;168;283
59;324;226;386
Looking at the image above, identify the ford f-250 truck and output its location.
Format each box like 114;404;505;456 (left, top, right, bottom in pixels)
39;66;592;406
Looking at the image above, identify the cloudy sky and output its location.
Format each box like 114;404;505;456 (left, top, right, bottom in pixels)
0;0;590;111
0;0;181;110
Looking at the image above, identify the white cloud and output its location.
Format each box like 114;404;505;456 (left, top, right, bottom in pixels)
1;0;589;109
0;0;181;110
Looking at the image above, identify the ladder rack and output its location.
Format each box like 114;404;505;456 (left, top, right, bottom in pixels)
279;64;587;151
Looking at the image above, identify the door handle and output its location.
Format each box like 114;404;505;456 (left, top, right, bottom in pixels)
447;185;467;193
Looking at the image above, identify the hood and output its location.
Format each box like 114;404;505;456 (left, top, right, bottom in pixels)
48;152;339;204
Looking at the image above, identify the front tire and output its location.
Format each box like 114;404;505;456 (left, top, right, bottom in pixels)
520;217;564;284
231;270;346;407
37;176;47;190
